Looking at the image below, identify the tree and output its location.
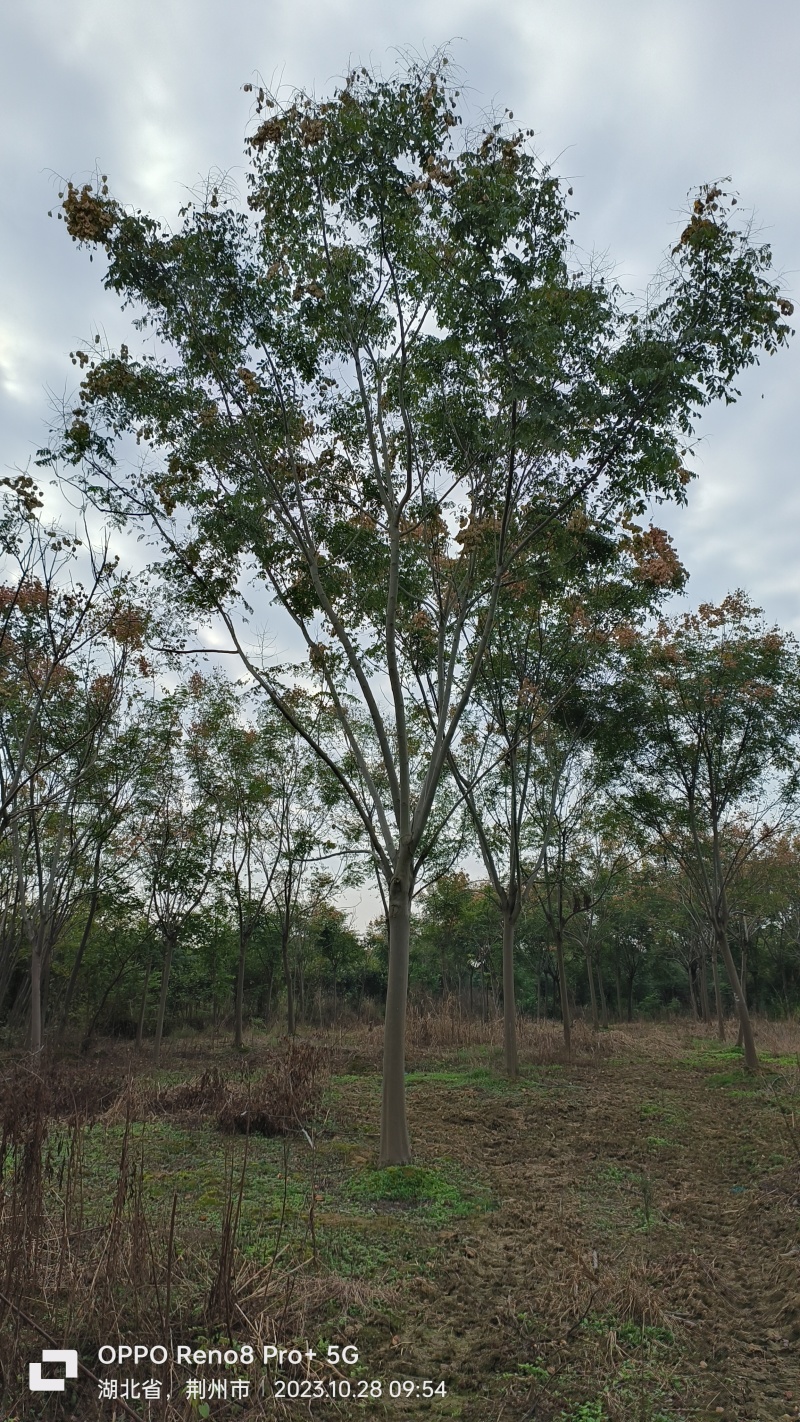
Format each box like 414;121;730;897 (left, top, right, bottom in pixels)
257;720;341;1037
620;595;800;1069
183;673;280;1049
0;483;147;1049
449;511;682;1073
50;58;793;1159
130;691;223;1063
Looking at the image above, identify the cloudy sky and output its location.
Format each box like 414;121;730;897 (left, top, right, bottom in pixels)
2;0;799;632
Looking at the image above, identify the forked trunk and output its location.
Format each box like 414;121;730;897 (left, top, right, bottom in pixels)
380;856;413;1165
736;945;748;1049
501;908;519;1079
554;931;571;1055
716;924;758;1071
153;935;175;1066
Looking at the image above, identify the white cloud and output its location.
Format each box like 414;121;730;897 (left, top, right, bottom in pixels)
2;0;798;633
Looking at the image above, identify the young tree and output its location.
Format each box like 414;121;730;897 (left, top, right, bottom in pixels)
50;59;792;1158
131;691;223;1063
182;673;280;1048
620;595;800;1068
449;513;682;1073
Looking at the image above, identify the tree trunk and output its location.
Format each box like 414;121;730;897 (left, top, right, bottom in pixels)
584;941;599;1031
711;939;725;1041
535;960;541;1022
736;944;748;1049
281;922;295;1037
596;957;609;1029
501;908;519;1079
699;940;712;1023
153;934;175;1067
716;923;758;1071
614;957;623;1022
136;959;151;1052
234;932;247;1051
687;963;699;1020
30;947;43;1053
380;856;413;1166
554;931;571;1055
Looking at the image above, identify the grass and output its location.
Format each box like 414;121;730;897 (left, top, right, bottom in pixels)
3;1015;800;1419
344;1163;487;1226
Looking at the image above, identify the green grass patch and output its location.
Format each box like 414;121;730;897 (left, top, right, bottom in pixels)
344;1163;485;1225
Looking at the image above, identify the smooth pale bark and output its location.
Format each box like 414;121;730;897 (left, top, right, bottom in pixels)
153;935;175;1066
554;931;571;1055
501;908;519;1079
380;857;413;1166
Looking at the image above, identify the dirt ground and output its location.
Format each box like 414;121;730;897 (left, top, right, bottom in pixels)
382;1027;800;1421
2;1018;800;1422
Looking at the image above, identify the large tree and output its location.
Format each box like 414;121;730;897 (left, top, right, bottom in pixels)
49;58;792;1159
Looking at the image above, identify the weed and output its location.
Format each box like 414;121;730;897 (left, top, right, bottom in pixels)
636;1170;653;1231
515;1361;549;1380
560;1402;605;1421
218;1041;325;1135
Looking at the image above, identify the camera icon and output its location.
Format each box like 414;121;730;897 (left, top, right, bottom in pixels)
29;1349;79;1392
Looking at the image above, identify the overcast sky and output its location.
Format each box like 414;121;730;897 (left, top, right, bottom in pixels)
2;0;799;634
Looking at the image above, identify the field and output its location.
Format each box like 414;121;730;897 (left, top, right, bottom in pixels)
2;1017;800;1421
